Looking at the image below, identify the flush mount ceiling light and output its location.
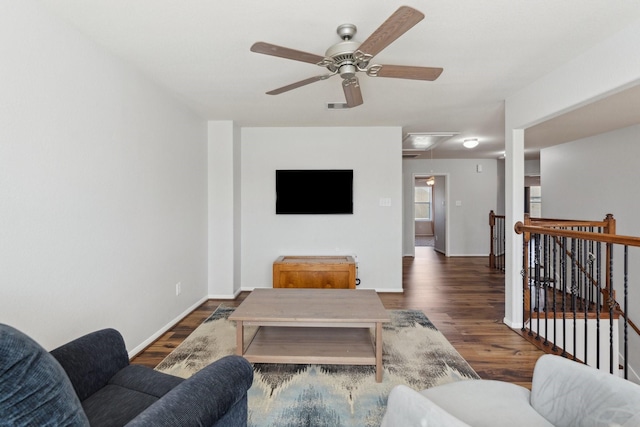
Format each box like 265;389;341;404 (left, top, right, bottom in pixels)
463;138;479;149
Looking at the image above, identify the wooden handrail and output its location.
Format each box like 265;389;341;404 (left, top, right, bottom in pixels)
489;211;505;269
514;222;640;247
530;219;610;228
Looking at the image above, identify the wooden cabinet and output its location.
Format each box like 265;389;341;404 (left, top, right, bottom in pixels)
273;256;356;289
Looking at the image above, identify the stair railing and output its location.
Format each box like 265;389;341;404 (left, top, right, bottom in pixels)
514;214;640;379
489;210;505;271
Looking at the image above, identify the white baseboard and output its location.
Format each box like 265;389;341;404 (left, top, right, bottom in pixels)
619;355;640;384
626;364;640;384
448;253;489;257
208;288;243;299
240;286;270;292
239;286;403;293
128;296;208;359
504;316;524;330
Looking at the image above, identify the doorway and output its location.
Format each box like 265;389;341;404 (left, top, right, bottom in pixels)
414;177;434;247
412;174;447;255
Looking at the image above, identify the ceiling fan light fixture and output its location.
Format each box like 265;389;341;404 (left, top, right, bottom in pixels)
339;64;357;79
463;138;479;149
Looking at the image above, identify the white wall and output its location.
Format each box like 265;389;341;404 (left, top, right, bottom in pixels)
525;159;541;177
433;175;447;254
541;126;640;382
496;159;506;216
504;19;640;328
541;125;640;232
402;159;500;256
0;1;208;352
241;127;403;292
207;121;242;298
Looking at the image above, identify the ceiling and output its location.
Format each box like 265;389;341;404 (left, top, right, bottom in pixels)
38;1;640;159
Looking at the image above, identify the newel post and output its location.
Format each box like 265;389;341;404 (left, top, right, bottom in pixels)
604;214;616;308
514;214;532;325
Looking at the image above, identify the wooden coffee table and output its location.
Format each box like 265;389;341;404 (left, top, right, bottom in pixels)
228;288;390;382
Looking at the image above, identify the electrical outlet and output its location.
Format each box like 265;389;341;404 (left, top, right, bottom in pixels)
176;282;182;296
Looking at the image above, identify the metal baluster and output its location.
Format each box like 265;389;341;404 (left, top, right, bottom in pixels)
624;246;628;379
596;241;601;370
498;217;502;271
535;234;541;341
571;239;578;360
608;243;614;374
561;236;567;357
499;217;504;271
583;236;589;365
523;236;530;334
552;234;558;351
543;234;549;346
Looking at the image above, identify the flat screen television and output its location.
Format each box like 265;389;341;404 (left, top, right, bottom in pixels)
276;169;353;214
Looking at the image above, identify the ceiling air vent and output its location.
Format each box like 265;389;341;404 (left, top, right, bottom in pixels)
402;153;421;158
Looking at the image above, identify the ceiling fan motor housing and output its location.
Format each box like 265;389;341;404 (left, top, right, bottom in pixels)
325;39;362;79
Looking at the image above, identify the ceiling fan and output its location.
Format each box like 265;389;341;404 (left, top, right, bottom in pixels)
250;6;443;108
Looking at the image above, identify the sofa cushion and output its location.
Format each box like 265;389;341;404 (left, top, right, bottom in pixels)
381;385;471;427
109;364;183;398
80;366;184;426
0;323;90;426
82;384;160;427
421;379;554;427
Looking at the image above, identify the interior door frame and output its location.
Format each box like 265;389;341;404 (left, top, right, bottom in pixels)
409;173;450;257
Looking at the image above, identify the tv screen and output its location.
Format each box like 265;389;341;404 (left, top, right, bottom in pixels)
276;169;353;214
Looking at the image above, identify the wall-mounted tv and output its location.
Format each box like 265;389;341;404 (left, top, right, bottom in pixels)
276;169;353;214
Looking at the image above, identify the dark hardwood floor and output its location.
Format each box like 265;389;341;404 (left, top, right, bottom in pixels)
131;246;544;388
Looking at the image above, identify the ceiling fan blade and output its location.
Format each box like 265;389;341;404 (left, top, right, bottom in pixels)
266;74;333;95
343;77;363;108
251;42;325;65
357;6;424;58
372;65;443;81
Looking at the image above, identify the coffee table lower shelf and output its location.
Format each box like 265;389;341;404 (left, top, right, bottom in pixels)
242;326;376;366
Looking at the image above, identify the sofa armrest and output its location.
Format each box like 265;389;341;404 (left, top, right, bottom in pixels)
531;354;640;426
381;385;471;427
50;328;129;401
126;355;254;427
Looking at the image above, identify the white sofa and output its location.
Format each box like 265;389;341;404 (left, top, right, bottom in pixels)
381;354;640;427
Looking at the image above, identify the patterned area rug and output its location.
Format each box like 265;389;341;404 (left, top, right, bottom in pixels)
156;306;479;427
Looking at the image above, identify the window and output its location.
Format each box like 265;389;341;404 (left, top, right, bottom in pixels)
415;185;432;220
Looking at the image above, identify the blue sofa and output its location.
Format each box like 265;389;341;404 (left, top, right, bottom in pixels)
0;323;253;426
